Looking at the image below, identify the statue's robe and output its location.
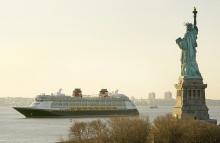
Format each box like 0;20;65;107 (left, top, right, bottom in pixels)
176;27;202;78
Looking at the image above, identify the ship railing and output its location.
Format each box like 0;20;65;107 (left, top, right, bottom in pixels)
70;106;118;111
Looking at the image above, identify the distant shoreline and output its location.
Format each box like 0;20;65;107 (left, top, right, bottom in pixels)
0;97;219;107
132;98;220;106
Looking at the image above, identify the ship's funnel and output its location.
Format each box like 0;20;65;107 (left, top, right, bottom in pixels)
99;89;108;97
73;88;82;97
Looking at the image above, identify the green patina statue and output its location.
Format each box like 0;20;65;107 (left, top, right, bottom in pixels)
176;7;202;78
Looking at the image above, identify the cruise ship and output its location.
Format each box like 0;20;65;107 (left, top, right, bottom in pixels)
13;89;139;118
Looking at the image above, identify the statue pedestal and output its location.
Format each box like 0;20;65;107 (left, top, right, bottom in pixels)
172;76;217;124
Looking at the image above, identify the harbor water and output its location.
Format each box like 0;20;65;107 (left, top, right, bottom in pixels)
0;106;220;143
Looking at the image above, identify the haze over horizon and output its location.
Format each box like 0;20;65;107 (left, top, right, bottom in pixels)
0;0;220;99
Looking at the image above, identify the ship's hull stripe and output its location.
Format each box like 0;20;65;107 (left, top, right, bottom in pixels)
13;107;139;118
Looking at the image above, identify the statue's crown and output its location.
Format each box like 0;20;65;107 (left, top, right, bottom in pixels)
185;22;193;27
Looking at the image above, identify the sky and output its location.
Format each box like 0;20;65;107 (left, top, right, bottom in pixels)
0;0;220;99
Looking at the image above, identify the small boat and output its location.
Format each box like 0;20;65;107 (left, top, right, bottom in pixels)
149;105;158;109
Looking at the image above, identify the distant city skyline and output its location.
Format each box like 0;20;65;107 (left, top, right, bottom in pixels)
0;0;220;99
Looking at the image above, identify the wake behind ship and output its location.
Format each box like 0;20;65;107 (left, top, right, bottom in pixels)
13;89;139;118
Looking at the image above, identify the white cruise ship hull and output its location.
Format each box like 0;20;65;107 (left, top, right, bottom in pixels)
13;107;139;118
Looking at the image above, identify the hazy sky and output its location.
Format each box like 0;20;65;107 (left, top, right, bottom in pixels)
0;0;220;99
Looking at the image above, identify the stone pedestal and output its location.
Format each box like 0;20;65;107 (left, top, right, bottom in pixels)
172;76;217;124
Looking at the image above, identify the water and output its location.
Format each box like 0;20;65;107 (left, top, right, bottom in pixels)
0;106;220;143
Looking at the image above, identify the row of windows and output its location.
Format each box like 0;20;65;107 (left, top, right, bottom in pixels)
186;89;204;99
51;102;125;108
49;100;124;104
36;98;126;102
188;90;200;96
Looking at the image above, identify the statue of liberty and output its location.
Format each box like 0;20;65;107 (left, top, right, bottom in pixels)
176;7;202;78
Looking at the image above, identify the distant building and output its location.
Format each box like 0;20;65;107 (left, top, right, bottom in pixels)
130;96;135;101
148;92;156;100
164;91;172;100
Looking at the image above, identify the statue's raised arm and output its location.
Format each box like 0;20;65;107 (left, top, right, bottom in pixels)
193;7;198;33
